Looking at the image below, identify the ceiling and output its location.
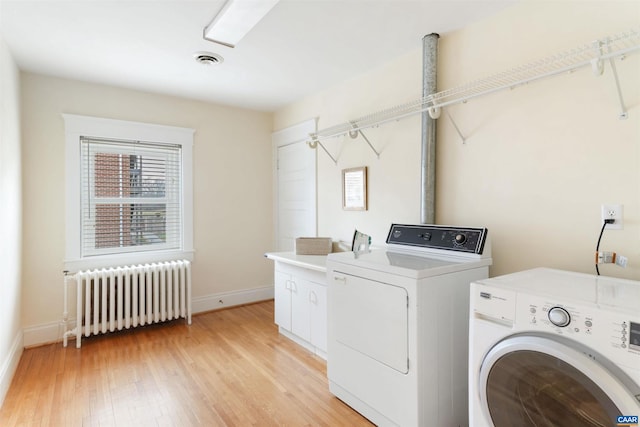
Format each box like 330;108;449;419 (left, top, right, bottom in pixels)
0;0;517;112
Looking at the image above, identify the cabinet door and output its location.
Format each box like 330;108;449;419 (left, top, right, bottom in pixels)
291;278;311;342
309;282;327;352
274;270;292;330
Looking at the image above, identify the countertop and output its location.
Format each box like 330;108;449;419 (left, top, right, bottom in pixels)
264;251;328;273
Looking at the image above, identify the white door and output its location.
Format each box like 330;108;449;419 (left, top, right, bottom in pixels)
272;119;317;251
330;271;409;373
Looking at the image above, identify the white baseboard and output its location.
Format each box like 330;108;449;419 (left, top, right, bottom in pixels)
0;330;24;407
23;321;61;348
23;286;275;348
278;327;327;360
192;286;274;314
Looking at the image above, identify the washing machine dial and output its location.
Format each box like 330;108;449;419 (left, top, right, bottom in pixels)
548;307;571;327
454;234;466;244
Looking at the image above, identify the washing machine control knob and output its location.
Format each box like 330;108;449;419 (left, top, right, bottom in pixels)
548;307;571;327
454;234;466;244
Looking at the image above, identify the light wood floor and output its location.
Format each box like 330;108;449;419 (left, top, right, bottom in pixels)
0;300;373;426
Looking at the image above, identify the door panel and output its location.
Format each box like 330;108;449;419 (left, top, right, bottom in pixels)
275;137;316;251
291;278;311;341
309;282;327;351
332;272;408;373
274;270;291;330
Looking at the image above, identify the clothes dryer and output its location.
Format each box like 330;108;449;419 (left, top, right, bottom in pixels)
469;268;640;427
327;224;492;426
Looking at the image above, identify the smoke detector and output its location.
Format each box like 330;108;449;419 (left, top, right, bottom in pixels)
194;51;224;66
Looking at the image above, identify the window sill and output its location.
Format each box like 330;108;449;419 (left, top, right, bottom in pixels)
64;249;195;273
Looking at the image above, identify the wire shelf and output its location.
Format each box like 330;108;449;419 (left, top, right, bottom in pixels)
310;27;640;143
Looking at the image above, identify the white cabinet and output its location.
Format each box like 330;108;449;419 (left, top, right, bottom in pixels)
272;260;327;358
308;281;327;352
274;270;293;330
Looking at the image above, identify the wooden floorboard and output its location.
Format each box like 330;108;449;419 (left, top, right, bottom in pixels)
0;300;373;426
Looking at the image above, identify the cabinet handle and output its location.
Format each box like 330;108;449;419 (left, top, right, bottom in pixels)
309;290;317;304
333;275;346;283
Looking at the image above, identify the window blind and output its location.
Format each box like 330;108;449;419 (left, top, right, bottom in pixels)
80;137;182;257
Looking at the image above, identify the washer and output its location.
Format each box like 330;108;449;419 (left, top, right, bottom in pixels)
469;268;640;427
326;224;492;427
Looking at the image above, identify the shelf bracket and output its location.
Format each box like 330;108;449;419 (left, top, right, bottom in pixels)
590;40;605;76
446;111;466;144
606;45;628;120
422;105;468;144
307;136;338;164
349;123;380;159
593;39;628;119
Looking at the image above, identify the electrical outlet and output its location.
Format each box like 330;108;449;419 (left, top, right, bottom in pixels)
616;254;628;268
601;204;623;229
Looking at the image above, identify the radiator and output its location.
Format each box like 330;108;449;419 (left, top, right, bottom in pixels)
63;260;192;348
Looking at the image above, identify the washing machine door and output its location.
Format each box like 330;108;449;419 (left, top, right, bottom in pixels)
478;334;640;427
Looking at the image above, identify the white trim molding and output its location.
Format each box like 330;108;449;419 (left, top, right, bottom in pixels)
271;118;317;148
192;286;274;313
23;287;274;348
62;114;195;272
0;331;23;407
23;321;61;348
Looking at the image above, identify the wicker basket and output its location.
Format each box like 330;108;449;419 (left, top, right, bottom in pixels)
295;237;333;255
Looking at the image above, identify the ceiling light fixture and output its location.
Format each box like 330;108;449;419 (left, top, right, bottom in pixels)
203;0;280;48
194;51;224;65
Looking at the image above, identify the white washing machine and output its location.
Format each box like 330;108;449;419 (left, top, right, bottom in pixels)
326;224;492;427
469;268;640;427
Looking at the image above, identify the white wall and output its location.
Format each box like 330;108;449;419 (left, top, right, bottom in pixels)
0;34;23;405
20;73;275;344
274;0;640;279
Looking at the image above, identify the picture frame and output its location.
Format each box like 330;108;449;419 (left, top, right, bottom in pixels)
342;166;367;210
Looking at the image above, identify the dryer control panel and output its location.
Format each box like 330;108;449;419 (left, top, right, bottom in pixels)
386;224;488;254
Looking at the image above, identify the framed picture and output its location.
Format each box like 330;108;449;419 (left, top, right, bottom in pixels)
342;166;367;210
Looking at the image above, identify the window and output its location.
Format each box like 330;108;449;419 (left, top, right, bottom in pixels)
81;137;181;256
64;115;194;271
